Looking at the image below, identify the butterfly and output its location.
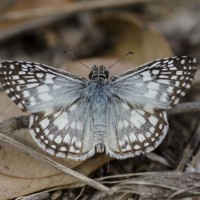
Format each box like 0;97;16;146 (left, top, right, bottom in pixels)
0;56;196;160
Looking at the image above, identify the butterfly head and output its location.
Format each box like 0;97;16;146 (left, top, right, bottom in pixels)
89;65;109;80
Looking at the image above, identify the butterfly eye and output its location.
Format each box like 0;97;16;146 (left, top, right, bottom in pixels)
105;70;109;79
88;70;93;80
88;66;109;80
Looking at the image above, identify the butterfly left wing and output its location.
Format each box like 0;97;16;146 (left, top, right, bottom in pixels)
105;99;168;158
110;56;196;109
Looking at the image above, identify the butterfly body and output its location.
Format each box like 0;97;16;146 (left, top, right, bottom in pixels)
0;56;197;160
83;66;114;153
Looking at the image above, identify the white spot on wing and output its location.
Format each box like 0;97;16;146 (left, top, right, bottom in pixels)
12;75;19;80
37;85;50;93
40;118;50;130
130;133;137;142
121;103;130;110
148;116;158;126
63;134;70;144
36;73;44;78
130;117;141;129
117;121;123;130
70;121;76;129
157;80;170;84
39;93;53;100
145;90;158;98
26;83;40;89
147;82;160;90
54;136;62;144
138;134;146;142
69;104;77;111
123;120;129;128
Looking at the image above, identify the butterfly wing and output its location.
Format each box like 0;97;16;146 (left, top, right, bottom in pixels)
105;99;168;158
0;61;95;160
105;56;196;158
0;61;88;113
30;101;95;160
110;56;196;109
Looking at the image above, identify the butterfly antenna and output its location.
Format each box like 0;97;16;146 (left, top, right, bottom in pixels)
106;51;134;69
64;50;91;70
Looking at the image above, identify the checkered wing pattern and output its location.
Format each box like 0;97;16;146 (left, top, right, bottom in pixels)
105;101;168;158
105;56;196;158
0;61;88;113
111;56;196;109
29;103;95;160
0;56;197;160
0;61;95;160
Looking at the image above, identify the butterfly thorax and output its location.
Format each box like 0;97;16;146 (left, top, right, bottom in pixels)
89;65;109;80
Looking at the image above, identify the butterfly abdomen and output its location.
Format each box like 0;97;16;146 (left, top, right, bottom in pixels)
88;80;111;153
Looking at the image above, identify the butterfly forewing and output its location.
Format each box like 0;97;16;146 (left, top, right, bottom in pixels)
0;61;88;113
0;56;197;160
111;56;196;109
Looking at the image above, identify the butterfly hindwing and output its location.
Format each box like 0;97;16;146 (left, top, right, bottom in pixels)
29;102;95;160
105;99;168;158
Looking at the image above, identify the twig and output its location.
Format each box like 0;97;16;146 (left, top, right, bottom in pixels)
168;184;200;200
0;16;65;42
0;0;154;22
16;191;50;200
146;152;171;167
95;172;200;199
0;131;112;193
168;102;200;115
0;116;29;133
176;118;200;171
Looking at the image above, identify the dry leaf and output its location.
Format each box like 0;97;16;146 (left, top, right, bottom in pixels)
94;13;173;65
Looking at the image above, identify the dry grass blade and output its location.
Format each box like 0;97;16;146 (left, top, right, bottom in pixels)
176;119;200;171
0;0;154;21
0;131;112;193
168;184;200;200
95;172;200;199
168;102;200;114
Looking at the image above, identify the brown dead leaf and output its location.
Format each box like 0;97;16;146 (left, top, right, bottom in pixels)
0;128;108;199
0;0;71;36
94;13;173;65
6;0;66;12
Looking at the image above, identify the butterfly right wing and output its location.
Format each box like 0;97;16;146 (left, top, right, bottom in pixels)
0;61;88;113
